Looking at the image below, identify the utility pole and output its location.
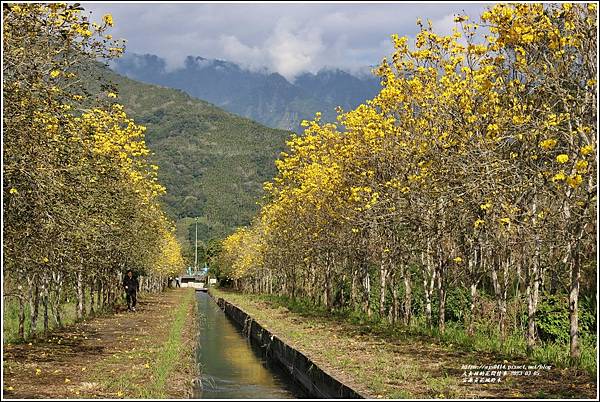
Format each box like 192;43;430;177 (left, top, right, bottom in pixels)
194;217;198;271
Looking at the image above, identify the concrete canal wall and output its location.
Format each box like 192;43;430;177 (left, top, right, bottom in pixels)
211;293;365;399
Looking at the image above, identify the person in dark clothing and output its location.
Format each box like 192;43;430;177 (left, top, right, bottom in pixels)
175;277;181;288
123;270;139;311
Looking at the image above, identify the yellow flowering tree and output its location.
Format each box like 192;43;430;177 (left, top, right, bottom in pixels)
3;3;184;338
218;3;596;363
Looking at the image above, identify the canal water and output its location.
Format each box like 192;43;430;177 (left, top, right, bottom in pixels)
193;292;306;399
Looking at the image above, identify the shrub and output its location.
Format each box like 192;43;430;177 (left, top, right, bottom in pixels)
533;293;596;343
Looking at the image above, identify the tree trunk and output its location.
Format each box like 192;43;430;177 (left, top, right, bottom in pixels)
42;276;49;335
379;263;387;318
76;268;84;321
43;291;49;334
51;295;63;328
491;254;508;341
502;256;509;339
569;241;581;360
526;215;542;355
468;282;477;336
423;268;435;330
437;261;446;335
390;271;399;324
566;202;588;361
18;294;25;340
96;280;101;310
351;269;358;310
340;273;346;308
89;279;95;315
515;256;522;301
325;258;333;311
363;268;371;318
51;272;63;327
28;280;40;338
467;242;480;336
422;243;436;330
403;266;412;325
107;281;113;308
101;280;107;308
491;261;503;337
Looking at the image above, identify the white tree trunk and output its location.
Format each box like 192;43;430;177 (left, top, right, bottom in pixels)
379;263;387;318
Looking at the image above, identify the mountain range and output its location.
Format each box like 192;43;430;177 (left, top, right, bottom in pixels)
110;53;381;131
92;53;382;265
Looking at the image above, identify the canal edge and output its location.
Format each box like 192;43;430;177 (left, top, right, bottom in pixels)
207;290;367;399
190;289;203;397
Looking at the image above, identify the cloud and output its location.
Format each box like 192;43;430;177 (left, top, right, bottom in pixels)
219;35;263;69
216;19;326;80
84;3;490;79
266;21;325;79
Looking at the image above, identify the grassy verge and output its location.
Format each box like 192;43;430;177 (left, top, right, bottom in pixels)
405;318;597;378
3;300;79;343
2;289;199;399
3;291;134;344
221;290;597;377
211;288;597;399
143;289;197;398
87;289;198;398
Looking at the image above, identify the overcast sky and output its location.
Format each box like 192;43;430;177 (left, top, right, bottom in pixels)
84;2;491;80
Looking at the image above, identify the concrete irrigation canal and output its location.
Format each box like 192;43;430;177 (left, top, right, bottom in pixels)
193;291;363;399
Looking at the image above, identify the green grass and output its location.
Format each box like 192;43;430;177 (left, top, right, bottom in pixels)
424;372;458;398
407;320;597;377
3;291;133;344
3;299;78;343
142;289;195;398
531;336;597;376
213;288;597;378
88;289;197;398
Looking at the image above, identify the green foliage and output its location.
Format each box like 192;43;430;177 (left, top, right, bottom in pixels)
533;293;596;343
445;287;471;323
92;64;292;263
535;293;570;343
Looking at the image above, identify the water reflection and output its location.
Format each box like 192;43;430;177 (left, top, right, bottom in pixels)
194;292;304;399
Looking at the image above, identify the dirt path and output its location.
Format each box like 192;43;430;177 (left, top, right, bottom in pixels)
212;289;597;399
2;289;197;399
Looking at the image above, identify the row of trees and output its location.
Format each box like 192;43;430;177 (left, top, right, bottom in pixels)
3;3;184;339
217;3;597;360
